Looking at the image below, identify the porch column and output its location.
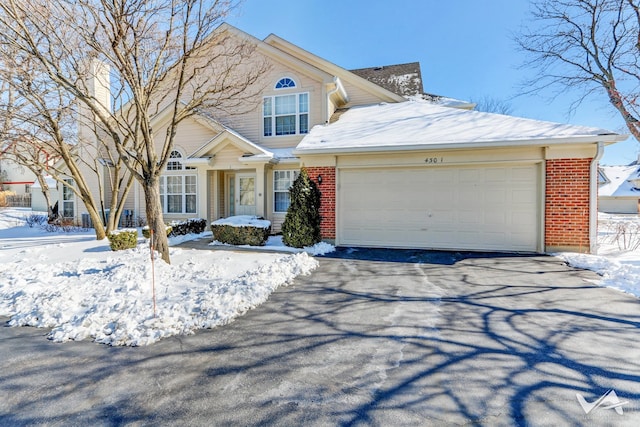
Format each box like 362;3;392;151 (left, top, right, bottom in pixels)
255;163;266;218
197;166;208;220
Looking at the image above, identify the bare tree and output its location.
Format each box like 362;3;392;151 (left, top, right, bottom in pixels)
516;0;640;141
0;41;134;239
471;96;515;115
0;0;267;263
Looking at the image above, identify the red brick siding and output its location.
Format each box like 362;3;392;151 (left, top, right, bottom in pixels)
305;166;336;239
545;158;592;251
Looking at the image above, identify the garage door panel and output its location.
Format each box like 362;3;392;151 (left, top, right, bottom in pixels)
338;164;539;252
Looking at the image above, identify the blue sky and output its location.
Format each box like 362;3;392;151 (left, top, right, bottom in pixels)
228;0;638;165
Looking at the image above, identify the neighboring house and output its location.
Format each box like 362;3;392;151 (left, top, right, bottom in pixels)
0;152;36;196
30;175;59;213
70;23;625;253
599;163;640;214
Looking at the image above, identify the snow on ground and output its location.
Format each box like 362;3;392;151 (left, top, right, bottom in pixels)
559;213;640;298
210;235;336;256
0;208;319;346
1;207;637;346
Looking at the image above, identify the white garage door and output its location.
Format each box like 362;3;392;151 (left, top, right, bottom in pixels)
338;164;540;252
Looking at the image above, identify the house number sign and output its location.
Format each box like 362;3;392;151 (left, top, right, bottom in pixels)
425;157;443;164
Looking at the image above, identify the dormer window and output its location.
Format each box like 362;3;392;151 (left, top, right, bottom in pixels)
275;77;296;89
263;78;309;137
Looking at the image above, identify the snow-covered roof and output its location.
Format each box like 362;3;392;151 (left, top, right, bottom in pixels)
30;175;57;190
599;165;640;197
295;100;624;154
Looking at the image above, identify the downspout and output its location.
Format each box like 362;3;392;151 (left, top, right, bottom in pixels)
326;77;348;122
589;142;604;254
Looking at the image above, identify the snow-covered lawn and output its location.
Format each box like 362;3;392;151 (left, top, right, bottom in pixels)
0;208;319;346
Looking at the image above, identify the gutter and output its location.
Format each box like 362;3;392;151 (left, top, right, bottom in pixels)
589;142;604;254
293;134;626;156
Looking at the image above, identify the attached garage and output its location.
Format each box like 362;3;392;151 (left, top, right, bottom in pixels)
296;100;626;254
338;164;541;252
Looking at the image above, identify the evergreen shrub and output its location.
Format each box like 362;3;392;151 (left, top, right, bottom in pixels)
282;168;321;248
107;229;139;251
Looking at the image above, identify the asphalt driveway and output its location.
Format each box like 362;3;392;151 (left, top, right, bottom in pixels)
1;249;640;426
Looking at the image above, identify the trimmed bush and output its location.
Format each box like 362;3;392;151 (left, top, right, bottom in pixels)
282;168;321;248
107;229;139;251
211;216;271;246
141;218;206;239
142;225;172;239
169;218;207;236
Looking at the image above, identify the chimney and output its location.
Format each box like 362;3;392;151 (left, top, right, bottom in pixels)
88;59;111;116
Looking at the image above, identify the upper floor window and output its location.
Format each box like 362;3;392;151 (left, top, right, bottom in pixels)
275;77;296;89
263;92;309;136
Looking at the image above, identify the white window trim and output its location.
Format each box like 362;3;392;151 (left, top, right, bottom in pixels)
263;92;309;137
273;170;299;213
62;178;75;218
275;77;296;89
160;174;197;214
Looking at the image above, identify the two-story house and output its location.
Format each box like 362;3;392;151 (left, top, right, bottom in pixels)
71;23;624;253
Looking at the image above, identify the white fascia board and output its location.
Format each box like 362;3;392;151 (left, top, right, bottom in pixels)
237;154;276;164
182;157;211;166
293;134;627;156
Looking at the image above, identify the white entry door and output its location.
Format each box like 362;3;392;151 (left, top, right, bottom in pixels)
236;173;256;216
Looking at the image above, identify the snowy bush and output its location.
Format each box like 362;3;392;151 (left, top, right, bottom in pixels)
169;218;207;236
26;214;48;228
600;218;640;251
282;168;321;248
211;216;271;246
41;222;88;233
107;229;138;251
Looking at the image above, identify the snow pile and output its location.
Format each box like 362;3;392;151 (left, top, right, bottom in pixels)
558;252;640;296
558;214;640;298
0;209;318;346
212;215;271;229
210;235;336;256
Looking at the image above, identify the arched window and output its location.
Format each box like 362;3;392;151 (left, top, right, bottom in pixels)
167;150;183;171
263;78;309;137
161;150;197;214
275;77;296;89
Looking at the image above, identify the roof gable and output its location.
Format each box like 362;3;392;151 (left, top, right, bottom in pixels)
263;33;405;104
190;127;271;158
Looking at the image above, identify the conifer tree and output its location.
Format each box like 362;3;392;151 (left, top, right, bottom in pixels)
282;168;321;248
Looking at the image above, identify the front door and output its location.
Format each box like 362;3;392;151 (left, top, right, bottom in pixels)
235;173;256;216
